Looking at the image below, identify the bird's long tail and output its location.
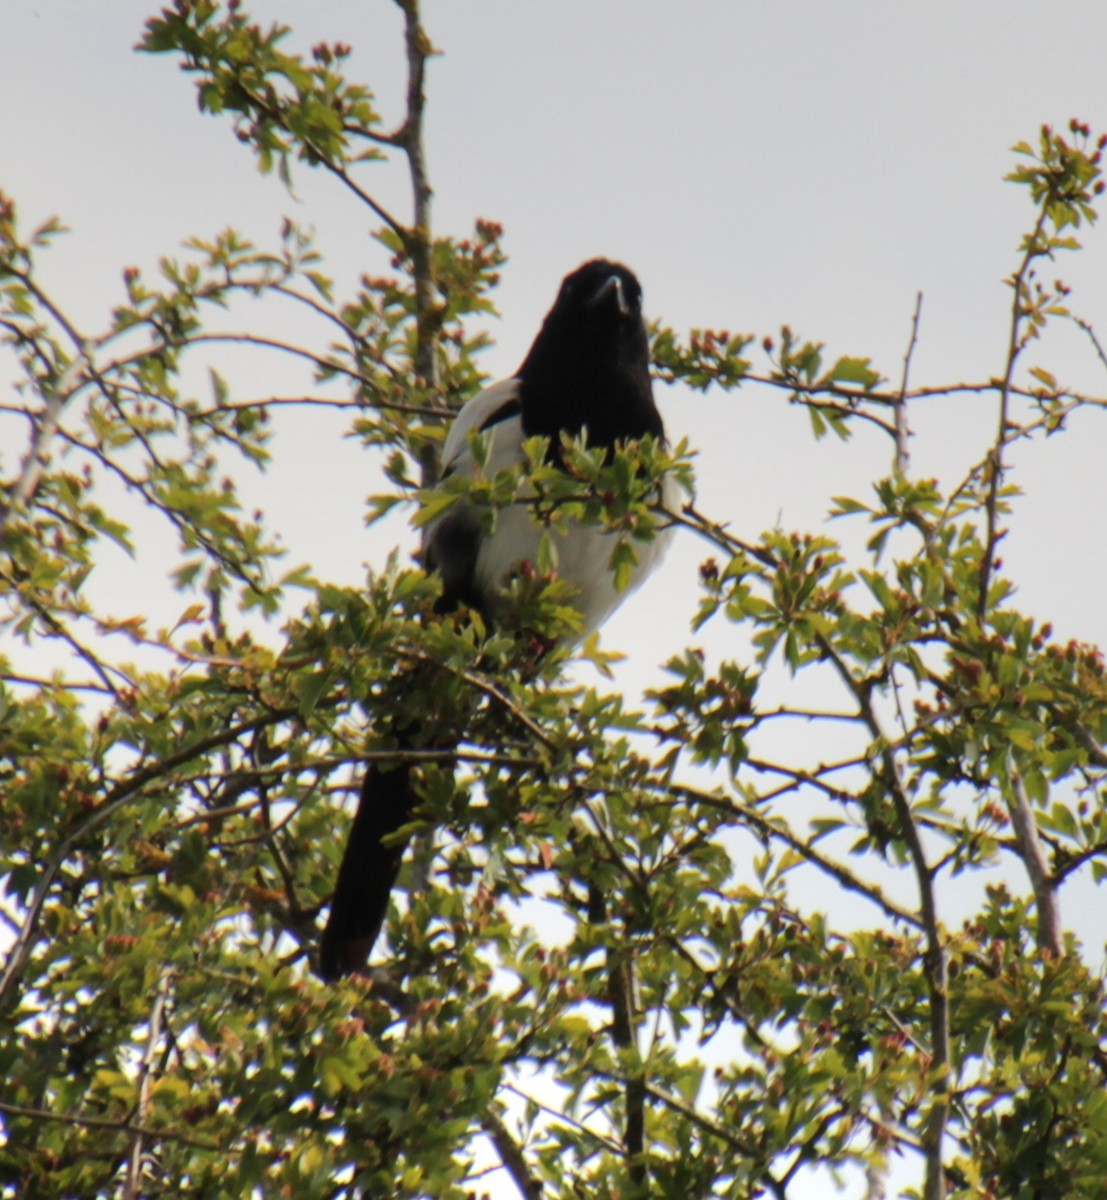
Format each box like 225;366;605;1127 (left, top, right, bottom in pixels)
318;757;416;980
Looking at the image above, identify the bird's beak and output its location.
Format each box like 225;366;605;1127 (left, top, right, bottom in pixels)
588;274;631;317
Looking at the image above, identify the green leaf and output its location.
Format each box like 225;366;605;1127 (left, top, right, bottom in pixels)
824;355;881;390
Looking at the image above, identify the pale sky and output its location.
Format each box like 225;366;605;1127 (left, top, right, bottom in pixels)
2;3;1106;1196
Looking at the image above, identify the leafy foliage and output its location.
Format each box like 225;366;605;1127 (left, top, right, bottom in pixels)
2;6;1106;1199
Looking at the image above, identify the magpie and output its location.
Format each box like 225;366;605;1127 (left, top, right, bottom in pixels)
318;259;676;980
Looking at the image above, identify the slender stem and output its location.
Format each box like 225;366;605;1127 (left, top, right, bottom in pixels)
587;878;647;1195
661;781;922;930
978;209;1047;621
394;0;441;485
1072;723;1107;769
895;292;922;476
503;1083;623;1157
0;565;129;698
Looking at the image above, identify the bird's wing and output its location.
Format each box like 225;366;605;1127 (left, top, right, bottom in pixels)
439;376;523;478
423;377;525;614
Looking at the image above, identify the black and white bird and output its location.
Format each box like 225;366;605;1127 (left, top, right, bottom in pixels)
319;258;676;979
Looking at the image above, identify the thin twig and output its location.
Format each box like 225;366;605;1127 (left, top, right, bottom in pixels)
1073;314;1107;373
0;273;93;536
895;292;922;476
672;501;779;568
190;392;444;421
502;1083;624;1156
661;781;923;931
193;76;406;238
0;1098;217;1151
0;567;129;699
394;646;557;749
580;861;648;1194
1;672;114;694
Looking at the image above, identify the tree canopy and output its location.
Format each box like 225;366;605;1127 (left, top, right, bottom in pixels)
2;4;1106;1198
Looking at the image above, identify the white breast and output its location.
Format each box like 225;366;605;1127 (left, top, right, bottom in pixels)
424;379;676;637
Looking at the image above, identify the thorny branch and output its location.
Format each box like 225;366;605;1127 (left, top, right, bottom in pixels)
1074;313;1107;372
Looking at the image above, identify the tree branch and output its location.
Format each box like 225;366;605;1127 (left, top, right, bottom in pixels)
0;270;94;537
814;635;950;1200
0;1098;216;1151
394;0;442;484
481;1107;544;1200
1073;722;1107;769
0;705;298;1009
121;967;173;1200
1007;771;1063;955
661;781;924;931
584;872;647;1195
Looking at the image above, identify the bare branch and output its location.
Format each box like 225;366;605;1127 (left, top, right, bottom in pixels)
394;645;558;749
0;269;95;537
662;781;923;931
673;501;780;569
189;392;444;422
582;864;647;1194
0;566;131;699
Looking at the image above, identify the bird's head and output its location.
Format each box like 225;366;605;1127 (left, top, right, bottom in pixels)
522;260;650;369
517;258;658;445
548;258;646;344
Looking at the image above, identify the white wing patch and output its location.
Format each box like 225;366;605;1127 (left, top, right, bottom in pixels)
439;377;523;477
